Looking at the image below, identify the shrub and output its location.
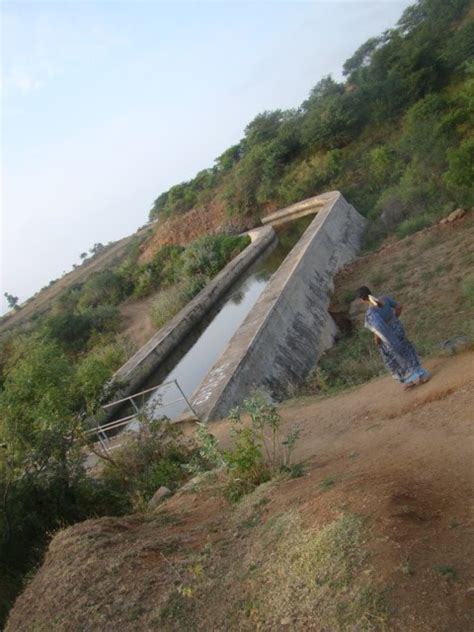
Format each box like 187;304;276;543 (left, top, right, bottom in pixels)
461;275;474;309
303;328;383;395
396;214;433;238
150;285;187;329
100;417;195;510
181;234;249;279
444;138;474;208
44;305;121;352
197;393;300;501
74;341;127;413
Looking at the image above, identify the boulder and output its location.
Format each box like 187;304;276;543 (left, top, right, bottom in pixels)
148;486;172;509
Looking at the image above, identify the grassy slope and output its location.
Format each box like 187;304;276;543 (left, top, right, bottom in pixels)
301;211;474;396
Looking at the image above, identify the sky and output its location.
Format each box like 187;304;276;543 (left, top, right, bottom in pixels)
1;0;412;313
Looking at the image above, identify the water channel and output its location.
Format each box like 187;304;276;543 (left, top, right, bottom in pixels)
123;215;314;423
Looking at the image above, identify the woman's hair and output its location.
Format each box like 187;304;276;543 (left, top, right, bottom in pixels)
356;286;381;306
356;286;371;300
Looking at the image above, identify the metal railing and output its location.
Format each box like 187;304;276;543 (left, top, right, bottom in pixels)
88;379;198;454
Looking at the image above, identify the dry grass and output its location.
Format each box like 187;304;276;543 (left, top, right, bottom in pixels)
229;511;386;631
302;213;474;395
150;283;188;329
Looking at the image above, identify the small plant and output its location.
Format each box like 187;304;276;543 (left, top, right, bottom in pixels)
150;285;187;329
320;477;336;491
100;413;196;510
195;393;301;501
434;564;458;582
341;289;355;305
396;214;433;239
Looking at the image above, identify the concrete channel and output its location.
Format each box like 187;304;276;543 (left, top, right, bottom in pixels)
107;191;366;428
110;224;277;402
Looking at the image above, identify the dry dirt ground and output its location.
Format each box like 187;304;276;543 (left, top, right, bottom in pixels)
6;351;473;632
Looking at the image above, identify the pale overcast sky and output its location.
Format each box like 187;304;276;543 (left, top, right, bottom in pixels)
1;0;412;313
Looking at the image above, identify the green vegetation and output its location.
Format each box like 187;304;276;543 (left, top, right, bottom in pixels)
100;417;199;513
150;234;250;328
0;204;248;624
148;0;473;250
434;564;458;582
196;393;300;501
0;334;127;624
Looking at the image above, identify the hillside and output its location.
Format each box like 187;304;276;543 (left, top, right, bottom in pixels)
1;0;473;627
6;350;473;631
0;227;151;336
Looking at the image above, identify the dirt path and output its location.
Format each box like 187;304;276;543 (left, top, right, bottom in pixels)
210;351;473;458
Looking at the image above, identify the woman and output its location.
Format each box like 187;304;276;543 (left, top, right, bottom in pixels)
356;286;430;389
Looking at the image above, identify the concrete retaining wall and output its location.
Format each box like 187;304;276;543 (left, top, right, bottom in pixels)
191;192;366;421
111;225;276;398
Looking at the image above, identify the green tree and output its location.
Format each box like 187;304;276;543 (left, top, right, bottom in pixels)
3;293;20;312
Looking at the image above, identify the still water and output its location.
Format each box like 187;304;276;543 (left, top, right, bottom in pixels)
136;216;314;420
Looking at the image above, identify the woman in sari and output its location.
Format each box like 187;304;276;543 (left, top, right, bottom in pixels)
356;286;431;389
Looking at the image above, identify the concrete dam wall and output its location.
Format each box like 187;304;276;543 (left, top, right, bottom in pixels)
192;192;366;421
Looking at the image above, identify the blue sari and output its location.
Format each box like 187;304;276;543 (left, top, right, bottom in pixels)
365;297;429;386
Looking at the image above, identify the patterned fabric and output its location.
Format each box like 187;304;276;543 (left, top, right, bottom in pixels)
364;297;429;385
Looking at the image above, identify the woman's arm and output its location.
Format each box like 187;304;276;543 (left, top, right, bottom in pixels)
394;303;403;317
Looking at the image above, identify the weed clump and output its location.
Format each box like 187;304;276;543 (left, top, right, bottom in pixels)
100;414;198;512
196;393;300;501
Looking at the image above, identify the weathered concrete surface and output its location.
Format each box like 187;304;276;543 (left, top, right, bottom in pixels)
191;192;366;421
110;225;276;399
261;190;338;226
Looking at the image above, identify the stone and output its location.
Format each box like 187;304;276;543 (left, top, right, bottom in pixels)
148;486;172;509
280;617;292;626
440;208;466;224
441;336;472;355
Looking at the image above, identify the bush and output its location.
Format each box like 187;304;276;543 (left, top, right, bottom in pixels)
74;341;127;413
44;304;121;352
150;285;187;329
303;328;383;395
396;214;434;238
444;138;474;208
77;270;128;309
461;275;474;309
100;417;195;510
197;393;300;501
